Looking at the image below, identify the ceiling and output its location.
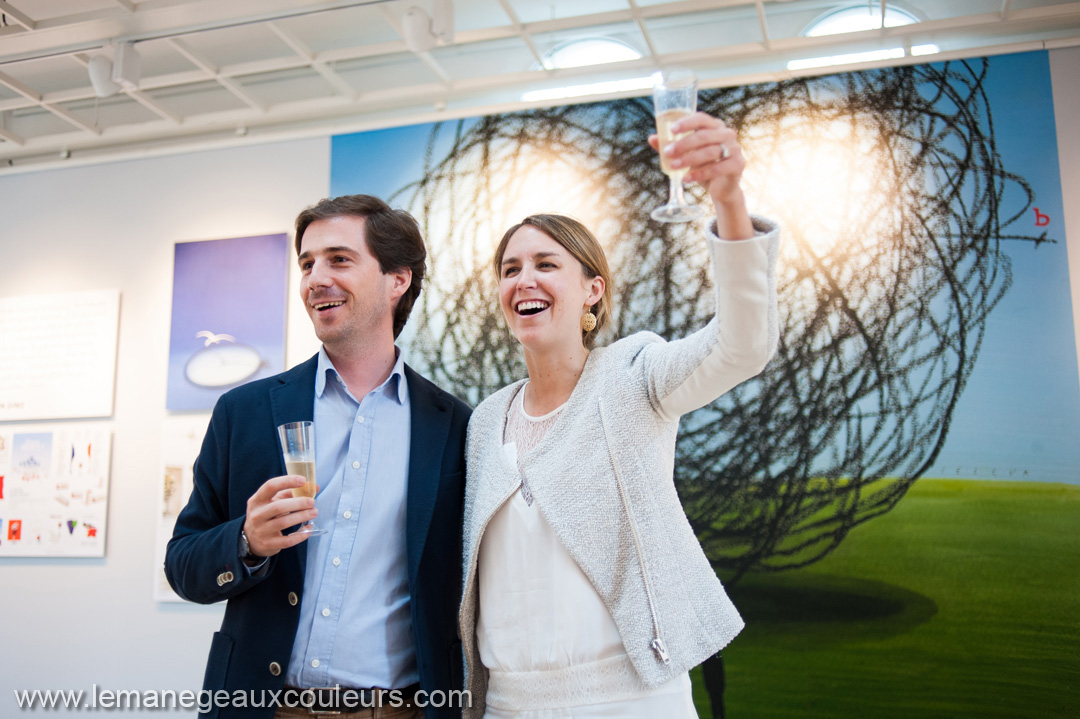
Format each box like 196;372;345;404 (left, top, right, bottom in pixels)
1;0;1079;174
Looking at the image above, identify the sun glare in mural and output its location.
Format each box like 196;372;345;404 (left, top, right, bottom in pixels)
505;160;592;227
420;144;603;277
743;115;898;259
393;136;608;381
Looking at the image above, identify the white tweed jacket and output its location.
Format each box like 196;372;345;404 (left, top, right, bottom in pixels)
459;217;780;716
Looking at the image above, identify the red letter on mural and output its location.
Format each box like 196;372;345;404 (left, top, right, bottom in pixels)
1034;207;1050;226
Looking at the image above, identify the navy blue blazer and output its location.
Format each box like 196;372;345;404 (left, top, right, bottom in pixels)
165;354;471;718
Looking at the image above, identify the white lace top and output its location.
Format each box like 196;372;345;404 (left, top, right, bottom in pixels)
475;383;697;717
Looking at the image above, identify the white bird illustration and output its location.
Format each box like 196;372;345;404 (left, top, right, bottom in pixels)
196;331;237;346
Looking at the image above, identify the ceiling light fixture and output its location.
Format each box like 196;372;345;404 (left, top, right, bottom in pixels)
521;76;653;103
87;42;141;98
87;54;120;98
403;0;454;54
788;47;905;71
112;42;141;91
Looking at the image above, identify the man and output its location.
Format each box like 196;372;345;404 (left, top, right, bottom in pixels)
166;195;471;719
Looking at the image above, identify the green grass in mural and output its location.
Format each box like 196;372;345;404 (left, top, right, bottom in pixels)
689;479;1080;719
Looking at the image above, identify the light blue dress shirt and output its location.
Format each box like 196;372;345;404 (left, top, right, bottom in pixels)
285;346;415;690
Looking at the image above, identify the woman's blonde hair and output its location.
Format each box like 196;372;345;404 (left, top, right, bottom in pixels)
493;214;613;348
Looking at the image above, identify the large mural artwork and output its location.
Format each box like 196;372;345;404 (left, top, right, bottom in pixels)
332;51;1079;718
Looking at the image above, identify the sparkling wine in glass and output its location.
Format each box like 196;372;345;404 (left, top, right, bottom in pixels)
277;421;326;536
651;68;705;223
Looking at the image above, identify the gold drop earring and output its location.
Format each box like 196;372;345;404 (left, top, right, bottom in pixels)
581;308;597;332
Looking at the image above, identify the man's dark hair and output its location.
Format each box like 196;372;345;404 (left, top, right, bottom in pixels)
294;194;426;339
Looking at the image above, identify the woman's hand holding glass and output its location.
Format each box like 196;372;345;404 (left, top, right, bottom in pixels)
648;112;755;240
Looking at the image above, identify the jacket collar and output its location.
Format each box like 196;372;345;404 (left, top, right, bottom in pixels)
266;353;320;578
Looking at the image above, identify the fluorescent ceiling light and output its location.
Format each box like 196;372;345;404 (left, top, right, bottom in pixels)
911;44;940;56
522;76;653;103
788;47;905;71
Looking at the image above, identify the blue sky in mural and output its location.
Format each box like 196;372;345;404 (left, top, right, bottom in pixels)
330;51;1080;485
332;121;478;201
926;51;1079;483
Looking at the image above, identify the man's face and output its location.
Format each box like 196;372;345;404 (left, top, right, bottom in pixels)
297;216;410;354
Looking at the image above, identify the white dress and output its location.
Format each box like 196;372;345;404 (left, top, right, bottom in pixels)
475;385;699;719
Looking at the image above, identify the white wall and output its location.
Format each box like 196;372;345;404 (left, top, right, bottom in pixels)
0;46;1078;717
1052;46;1080;387
0;137;328;715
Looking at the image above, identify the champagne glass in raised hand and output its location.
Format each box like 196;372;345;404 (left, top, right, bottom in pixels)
650;68;706;223
277;421;326;536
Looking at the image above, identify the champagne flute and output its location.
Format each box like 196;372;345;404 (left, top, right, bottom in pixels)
277;421;326;536
650;68;705;223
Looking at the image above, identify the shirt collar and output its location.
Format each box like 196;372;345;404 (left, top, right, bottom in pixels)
315;345;407;405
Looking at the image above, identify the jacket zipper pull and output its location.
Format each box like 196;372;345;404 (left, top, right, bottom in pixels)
651;638;671;665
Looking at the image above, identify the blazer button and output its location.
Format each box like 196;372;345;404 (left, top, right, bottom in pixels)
269;662;282;677
288;592;298;606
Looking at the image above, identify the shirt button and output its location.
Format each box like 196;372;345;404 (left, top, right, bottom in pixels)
332;557;341;567
322;607;331;617
311;659;320;668
357;416;365;423
352;461;360;470
343;510;352;519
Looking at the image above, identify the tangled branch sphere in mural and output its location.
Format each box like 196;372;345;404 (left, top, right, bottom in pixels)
393;60;1046;581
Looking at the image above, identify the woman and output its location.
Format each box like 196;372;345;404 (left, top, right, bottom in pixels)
459;111;780;718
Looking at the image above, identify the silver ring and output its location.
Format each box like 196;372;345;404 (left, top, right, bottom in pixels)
719;144;731;160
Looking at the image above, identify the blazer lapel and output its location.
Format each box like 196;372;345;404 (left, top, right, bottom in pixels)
269;354;319;439
268;353;319;577
404;364;453;586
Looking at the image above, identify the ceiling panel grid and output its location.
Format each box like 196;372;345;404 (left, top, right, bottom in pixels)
0;0;1077;172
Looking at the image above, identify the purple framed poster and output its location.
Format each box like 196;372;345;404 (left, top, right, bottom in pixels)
166;233;289;411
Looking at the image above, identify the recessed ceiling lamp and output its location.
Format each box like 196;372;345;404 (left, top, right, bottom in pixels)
788;3;938;71
522;37;645;101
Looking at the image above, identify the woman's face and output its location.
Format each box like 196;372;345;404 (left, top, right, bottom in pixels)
498;225;603;353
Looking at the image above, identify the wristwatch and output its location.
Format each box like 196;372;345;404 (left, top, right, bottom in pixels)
239;529;260;564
